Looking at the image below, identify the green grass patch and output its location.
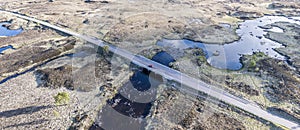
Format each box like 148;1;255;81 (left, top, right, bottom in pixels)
54;92;70;106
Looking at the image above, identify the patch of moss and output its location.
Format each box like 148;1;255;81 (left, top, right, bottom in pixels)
249;59;257;68
54;92;70;106
198;55;207;63
195;55;207;65
53;110;60;117
255;52;266;57
248;52;266;69
103;45;110;53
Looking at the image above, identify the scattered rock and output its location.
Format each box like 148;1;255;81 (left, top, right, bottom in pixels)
100;1;109;4
82;19;89;24
212;50;220;56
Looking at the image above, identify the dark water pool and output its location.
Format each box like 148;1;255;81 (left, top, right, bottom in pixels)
0;22;23;37
92;51;175;130
158;16;300;70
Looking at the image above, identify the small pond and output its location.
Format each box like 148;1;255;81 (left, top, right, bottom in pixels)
158;16;300;70
0;22;23;37
0;45;13;54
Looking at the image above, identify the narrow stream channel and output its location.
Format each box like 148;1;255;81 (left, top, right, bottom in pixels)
0;22;22;55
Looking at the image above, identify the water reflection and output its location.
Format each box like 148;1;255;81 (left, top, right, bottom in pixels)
92;51;175;130
158;16;300;70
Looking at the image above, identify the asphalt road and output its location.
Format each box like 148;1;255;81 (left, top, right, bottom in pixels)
1;9;299;129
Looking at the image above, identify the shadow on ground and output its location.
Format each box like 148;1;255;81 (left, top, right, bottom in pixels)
3;119;50;129
0;105;53;118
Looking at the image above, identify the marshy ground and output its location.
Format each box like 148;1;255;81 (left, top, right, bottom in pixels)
0;0;299;129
